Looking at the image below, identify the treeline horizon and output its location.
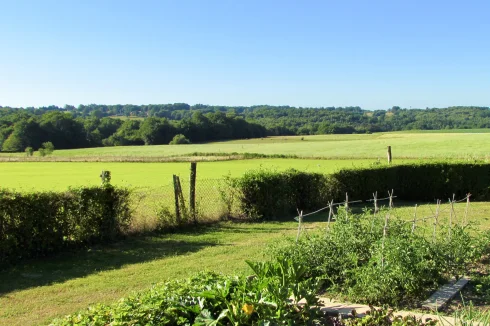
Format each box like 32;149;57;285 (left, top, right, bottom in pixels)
1;104;490;152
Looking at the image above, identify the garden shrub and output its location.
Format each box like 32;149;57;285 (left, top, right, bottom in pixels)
0;185;131;264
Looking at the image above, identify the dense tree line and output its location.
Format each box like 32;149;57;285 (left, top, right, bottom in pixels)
0;104;489;151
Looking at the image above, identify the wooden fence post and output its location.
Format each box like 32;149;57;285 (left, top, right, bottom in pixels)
100;170;111;185
173;175;181;223
176;176;186;213
189;162;197;222
387;146;392;164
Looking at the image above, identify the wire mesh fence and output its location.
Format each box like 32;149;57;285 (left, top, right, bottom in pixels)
128;178;242;232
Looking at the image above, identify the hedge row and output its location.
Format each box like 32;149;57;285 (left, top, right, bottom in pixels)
231;162;490;219
0;185;131;264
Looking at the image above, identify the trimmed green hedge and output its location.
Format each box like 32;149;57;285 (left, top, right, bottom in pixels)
229;169;329;219
0;185;131;264
231;163;490;219
329;162;490;201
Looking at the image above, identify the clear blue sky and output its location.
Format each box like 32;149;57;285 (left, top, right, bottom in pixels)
1;0;489;110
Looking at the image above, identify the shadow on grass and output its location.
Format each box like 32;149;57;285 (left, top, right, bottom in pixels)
0;236;219;296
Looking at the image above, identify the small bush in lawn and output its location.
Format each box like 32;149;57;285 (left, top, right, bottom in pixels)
42;141;55;154
24;146;33;156
169;134;190;145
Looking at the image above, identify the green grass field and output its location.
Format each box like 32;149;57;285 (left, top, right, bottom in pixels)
1;131;489;160
0;159;379;191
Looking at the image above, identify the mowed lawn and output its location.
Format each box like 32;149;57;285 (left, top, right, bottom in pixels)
1;131;489;159
0;221;320;326
0;159;377;191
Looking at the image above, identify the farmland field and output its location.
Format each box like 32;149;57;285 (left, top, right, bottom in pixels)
0;159;387;191
1;131;489;160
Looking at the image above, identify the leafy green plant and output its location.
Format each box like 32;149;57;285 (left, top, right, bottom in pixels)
24;146;33;156
42;141;55;154
169;134;191;145
52;258;326;326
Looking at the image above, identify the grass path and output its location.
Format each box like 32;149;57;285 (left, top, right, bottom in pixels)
0;221;315;326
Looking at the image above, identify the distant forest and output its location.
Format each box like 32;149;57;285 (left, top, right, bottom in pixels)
1;104;490;152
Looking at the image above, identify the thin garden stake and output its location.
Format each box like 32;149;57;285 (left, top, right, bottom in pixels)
345;192;349;219
448;194;455;240
433;199;440;243
388;189;394;209
370;192;378;232
296;210;303;243
412;204;417;234
381;213;389;269
326;200;334;232
464;193;471;226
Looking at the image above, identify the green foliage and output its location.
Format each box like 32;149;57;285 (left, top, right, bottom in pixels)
42;141;55;154
229;168;329;219
169;133;191;145
52;258;325;325
2;104;490;152
0;185;131;264
38;148;46;156
231;163;490;220
270;209;488;306
24;146;33;156
327;162;490;202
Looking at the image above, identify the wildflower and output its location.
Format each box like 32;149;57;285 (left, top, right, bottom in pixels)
242;303;254;315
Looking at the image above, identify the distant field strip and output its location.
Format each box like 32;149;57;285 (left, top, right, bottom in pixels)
0;159;377;191
1;131;489;160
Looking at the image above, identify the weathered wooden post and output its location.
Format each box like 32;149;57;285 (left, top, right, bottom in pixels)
189;162;197;222
100;170;111;186
387;146;392;164
173;175;181;223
